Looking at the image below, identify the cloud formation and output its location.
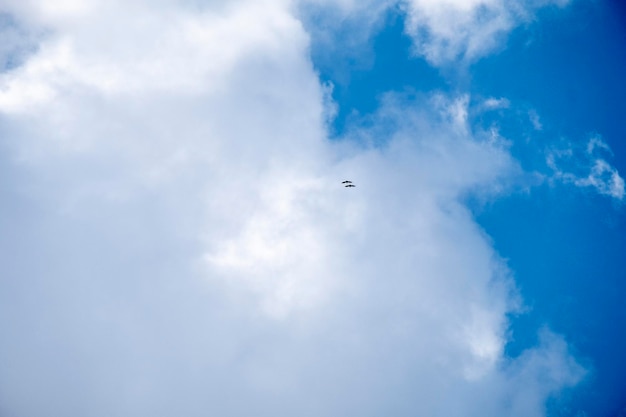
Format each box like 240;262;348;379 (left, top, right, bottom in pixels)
301;0;571;69
0;1;587;416
401;0;570;65
547;136;625;201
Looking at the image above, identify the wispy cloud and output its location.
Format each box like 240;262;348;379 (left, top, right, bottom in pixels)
547;135;625;201
483;97;511;110
528;109;542;131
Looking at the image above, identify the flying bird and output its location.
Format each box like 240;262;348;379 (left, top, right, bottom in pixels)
342;180;352;184
345;184;356;188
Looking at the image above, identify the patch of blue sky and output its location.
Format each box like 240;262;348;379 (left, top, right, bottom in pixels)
309;8;448;138
472;1;626;164
310;1;626;416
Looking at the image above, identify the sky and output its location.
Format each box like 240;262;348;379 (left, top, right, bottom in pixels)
0;0;624;416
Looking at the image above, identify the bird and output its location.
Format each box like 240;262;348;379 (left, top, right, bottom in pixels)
345;184;356;188
342;180;352;184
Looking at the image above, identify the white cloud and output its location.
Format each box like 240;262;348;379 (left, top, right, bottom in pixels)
529;109;542;130
574;159;625;200
401;0;570;65
0;1;585;416
547;136;625;201
482;97;511;110
300;0;571;70
0;0;305;111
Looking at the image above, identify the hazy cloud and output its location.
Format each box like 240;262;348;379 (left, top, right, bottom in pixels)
528;108;542;131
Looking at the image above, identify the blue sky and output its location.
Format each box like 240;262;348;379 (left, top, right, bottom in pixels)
0;1;624;416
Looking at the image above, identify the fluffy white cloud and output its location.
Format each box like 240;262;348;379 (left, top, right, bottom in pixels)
0;1;585;416
401;0;570;65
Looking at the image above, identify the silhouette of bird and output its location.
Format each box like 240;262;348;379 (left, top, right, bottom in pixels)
342;180;352;184
345;184;356;188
